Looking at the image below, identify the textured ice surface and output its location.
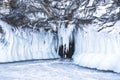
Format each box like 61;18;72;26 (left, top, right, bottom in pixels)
0;59;120;80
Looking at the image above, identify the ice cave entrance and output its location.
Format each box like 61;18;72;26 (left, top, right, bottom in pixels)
58;41;75;59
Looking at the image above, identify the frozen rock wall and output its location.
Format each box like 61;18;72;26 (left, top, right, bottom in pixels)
0;0;120;72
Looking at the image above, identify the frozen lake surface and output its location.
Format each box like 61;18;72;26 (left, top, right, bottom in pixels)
0;59;120;80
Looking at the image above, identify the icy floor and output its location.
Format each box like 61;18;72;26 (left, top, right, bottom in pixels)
0;59;120;80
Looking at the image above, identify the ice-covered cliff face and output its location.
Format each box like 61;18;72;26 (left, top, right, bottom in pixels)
0;0;120;72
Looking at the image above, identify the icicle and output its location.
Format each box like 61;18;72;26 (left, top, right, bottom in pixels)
73;23;120;73
0;20;60;62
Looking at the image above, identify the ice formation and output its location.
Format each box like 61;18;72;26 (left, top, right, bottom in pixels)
0;0;120;73
0;20;59;62
73;21;120;73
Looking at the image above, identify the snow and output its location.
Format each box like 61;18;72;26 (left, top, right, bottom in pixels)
0;59;120;80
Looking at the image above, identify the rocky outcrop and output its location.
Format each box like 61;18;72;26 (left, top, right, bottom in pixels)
0;0;119;32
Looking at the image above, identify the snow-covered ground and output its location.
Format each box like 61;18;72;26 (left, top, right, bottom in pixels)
0;59;120;80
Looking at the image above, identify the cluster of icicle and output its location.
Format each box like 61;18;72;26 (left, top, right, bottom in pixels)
0;20;75;62
0;20;59;62
1;20;120;73
0;0;120;73
73;21;120;73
